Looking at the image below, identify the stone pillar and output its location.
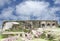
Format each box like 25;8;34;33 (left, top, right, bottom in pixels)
45;21;47;28
18;34;20;37
23;25;25;29
51;21;52;28
39;21;41;28
30;21;33;30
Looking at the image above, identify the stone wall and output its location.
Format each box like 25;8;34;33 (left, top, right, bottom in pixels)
2;20;58;31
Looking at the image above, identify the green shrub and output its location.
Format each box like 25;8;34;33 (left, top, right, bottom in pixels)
0;34;2;39
1;34;15;38
58;26;60;28
24;29;30;33
47;34;56;41
2;34;8;38
53;35;60;41
41;33;46;39
48;36;54;41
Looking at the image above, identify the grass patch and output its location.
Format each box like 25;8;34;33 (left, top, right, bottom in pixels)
17;38;48;41
0;34;2;41
31;38;48;41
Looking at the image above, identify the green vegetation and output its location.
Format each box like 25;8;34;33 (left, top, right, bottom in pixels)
32;38;48;41
17;38;48;41
1;34;16;38
1;28;60;41
0;34;3;41
2;34;8;38
24;29;30;33
40;33;46;39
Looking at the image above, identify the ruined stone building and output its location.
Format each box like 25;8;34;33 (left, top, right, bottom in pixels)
2;20;58;31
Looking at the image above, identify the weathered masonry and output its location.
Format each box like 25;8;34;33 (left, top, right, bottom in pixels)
22;20;58;28
2;20;58;31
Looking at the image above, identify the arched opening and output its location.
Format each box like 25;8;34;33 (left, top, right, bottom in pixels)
42;24;45;27
52;23;55;26
47;23;50;26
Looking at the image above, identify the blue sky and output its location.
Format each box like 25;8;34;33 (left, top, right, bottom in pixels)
0;0;60;28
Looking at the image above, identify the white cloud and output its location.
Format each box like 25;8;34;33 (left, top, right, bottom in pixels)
16;1;58;20
16;1;49;18
54;0;60;4
18;15;30;20
16;1;49;15
0;20;3;28
1;7;14;17
0;0;11;7
47;7;60;20
0;7;18;28
0;7;14;19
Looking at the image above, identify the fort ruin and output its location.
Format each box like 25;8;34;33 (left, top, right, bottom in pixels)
2;20;58;31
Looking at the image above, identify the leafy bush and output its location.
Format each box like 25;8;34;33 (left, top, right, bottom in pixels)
2;34;8;38
1;34;15;38
48;35;54;41
40;32;46;39
24;29;30;33
58;26;60;28
47;33;60;41
0;34;2;39
52;35;60;41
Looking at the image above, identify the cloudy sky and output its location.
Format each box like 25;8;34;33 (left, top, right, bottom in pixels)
0;0;60;28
